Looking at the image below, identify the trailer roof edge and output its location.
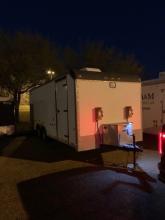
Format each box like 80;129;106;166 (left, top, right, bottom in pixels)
142;78;165;86
30;70;141;93
70;69;141;82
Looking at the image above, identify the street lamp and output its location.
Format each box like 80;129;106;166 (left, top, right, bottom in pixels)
47;69;55;80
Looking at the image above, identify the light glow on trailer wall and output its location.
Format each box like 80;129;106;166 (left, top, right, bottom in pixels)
76;79;142;149
159;132;165;155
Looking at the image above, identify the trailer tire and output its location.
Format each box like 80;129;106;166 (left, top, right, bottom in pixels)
36;125;41;137
41;128;47;141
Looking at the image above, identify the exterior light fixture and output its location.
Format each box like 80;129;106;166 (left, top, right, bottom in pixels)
47;69;55;80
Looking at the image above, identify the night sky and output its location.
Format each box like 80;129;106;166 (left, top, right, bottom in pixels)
1;1;165;80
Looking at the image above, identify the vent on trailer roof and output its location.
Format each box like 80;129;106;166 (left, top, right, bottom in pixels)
80;67;102;72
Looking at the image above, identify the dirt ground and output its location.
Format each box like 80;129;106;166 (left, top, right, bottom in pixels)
0;134;164;220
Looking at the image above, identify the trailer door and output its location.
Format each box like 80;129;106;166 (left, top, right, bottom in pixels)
56;78;69;143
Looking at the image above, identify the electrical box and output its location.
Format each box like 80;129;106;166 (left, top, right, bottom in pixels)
102;122;133;146
94;107;103;121
124;106;133;120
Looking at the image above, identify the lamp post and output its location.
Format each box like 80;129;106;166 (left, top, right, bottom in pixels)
47;69;55;80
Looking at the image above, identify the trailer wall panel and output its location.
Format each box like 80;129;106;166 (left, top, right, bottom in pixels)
30;81;57;138
56;77;69;143
142;82;165;134
76;79;142;151
67;75;77;147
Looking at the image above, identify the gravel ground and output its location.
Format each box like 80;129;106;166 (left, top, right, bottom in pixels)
0;135;165;220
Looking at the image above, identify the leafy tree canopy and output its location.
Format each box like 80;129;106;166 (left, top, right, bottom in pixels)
0;31;62;122
0;31;62;93
61;42;143;77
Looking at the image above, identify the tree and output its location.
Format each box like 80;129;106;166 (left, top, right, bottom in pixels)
72;42;143;77
106;49;143;77
62;47;80;70
80;42;110;71
0;31;62;123
60;42;143;78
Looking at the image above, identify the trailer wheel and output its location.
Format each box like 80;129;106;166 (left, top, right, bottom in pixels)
36;125;41;137
41;128;47;141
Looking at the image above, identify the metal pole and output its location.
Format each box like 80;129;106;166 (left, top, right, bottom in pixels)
96;120;102;145
132;134;136;169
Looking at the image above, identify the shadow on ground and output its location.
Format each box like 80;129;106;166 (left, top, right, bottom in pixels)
0;134;151;164
17;165;156;220
0;133;158;164
0;135;106;164
1;134;160;219
0;136;14;153
142;133;158;150
0;134;159;171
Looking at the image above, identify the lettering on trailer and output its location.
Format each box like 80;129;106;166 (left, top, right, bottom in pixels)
142;93;154;105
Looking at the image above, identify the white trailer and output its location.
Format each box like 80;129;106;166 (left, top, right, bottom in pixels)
142;72;165;134
30;68;142;151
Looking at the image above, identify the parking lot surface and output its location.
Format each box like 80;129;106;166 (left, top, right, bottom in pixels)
0;135;165;220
